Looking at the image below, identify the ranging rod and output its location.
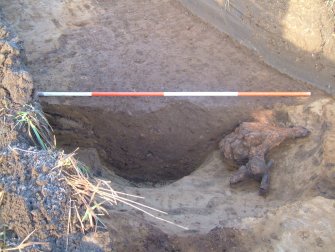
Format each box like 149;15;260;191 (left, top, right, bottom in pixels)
37;91;311;97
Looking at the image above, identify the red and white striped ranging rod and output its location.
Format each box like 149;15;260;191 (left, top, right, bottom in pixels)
38;91;311;97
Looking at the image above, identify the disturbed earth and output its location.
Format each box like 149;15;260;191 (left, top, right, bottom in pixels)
0;0;334;251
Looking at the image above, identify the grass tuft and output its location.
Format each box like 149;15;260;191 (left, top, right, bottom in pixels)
14;104;55;150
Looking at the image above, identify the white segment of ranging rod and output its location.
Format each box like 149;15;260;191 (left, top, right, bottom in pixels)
38;92;93;97
163;92;238;96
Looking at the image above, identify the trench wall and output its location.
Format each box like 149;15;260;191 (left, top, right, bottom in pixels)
179;0;335;95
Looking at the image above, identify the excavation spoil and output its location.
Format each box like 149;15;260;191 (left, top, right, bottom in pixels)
0;16;112;251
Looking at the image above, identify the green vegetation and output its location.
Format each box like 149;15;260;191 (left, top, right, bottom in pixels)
15;105;54;150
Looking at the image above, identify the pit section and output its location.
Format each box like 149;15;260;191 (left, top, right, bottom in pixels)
42;98;314;184
43;101;254;183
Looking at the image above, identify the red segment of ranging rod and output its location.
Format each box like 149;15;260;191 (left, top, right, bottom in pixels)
237;92;311;97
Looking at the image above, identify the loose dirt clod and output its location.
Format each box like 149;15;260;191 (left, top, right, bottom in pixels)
220;122;310;195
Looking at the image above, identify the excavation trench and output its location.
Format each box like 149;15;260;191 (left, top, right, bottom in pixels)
1;0;335;249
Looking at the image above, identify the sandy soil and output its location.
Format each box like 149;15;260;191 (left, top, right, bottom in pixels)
180;0;335;95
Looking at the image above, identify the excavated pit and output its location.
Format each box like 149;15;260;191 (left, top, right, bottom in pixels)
1;0;335;250
42;100;254;183
41;100;305;183
0;0;324;183
41;97;320;185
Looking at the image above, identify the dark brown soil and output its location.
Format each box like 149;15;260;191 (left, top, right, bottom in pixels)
0;150;67;240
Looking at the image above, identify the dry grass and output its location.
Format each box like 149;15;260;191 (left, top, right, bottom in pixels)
0;191;3;206
225;0;230;10
0;229;48;252
0;99;10;124
54;150;188;242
